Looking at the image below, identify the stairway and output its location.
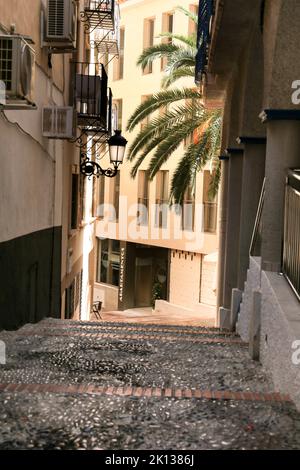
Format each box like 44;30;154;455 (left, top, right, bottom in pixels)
0;318;299;449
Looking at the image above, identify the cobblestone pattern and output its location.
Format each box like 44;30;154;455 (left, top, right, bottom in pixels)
0;393;300;450
0;329;268;391
0;319;300;450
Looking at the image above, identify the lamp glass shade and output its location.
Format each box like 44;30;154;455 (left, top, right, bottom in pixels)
108;130;128;165
109;144;126;164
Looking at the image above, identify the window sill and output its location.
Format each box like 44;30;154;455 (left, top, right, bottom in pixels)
94;281;119;290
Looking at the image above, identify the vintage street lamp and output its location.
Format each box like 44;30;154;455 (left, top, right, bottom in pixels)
80;130;128;178
108;129;128;166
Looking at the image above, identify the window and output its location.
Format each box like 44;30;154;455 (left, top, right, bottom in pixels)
79;173;86;222
65;271;82;319
141;95;151;131
70;174;79;229
155;170;169;228
96;238;120;287
113;27;125;80
182;186;195;231
203;170;218;233
111;171;120;221
137;170;150;226
143;18;155;74
188;4;199;36
113;99;123;130
184;99;195;147
161;12;173;71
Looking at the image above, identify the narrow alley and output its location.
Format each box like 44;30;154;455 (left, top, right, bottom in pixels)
0;319;300;450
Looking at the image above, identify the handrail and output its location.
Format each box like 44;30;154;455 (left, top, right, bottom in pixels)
249;177;266;257
282;169;300;301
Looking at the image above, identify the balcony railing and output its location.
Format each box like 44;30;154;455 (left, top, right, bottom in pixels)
283;169;300;300
92;4;120;55
82;0;115;33
203;201;217;233
195;0;213;84
71;62;111;132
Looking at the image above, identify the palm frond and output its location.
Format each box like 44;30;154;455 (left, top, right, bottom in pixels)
147;117;202;178
164;47;197;74
169;145;198;205
162;66;195;88
175;6;198;25
170;132;212;204
128;102;204;160
208;161;221;199
126;88;202;131
137;43;179;70
158;32;196;48
130;117;201;178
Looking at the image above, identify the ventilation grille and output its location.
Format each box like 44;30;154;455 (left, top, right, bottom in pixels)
48;0;65;37
0;37;13;91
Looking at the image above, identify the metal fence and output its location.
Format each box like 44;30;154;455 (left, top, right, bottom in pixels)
71;62;109;131
283;169;300;300
83;0;115;32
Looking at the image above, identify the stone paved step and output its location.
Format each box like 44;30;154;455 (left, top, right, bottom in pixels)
38;318;234;334
0;324;268;391
19;318;239;341
1;319;299;450
0;390;300;449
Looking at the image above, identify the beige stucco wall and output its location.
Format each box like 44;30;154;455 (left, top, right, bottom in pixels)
169;251;216;310
95;0;218;255
0;0;96;320
92;0;218;313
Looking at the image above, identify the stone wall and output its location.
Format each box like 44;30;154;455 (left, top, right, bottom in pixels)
237;257;261;341
260;270;300;410
237;255;300;410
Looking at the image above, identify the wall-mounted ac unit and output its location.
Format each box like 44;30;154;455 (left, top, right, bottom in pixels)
42;0;77;51
42;106;74;139
0;35;35;108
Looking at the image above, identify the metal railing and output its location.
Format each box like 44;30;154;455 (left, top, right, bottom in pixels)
83;0;115;33
250;178;266;257
203;201;217;233
71;62;110;131
195;0;213;84
283;169;300;300
92;3;120;55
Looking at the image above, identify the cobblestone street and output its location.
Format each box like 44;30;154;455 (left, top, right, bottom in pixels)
0;318;300;450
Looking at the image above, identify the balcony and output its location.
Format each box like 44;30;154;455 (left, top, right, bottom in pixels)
91;4;120;55
283;169;300;300
82;0;115;33
71;62;112;133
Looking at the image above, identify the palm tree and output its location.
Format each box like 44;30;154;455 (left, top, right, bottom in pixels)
126;6;222;204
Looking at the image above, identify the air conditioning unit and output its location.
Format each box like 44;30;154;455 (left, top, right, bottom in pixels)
0;35;35;108
42;106;74;139
43;0;77;51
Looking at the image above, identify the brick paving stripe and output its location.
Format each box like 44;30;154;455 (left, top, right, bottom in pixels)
15;329;247;345
0;382;291;403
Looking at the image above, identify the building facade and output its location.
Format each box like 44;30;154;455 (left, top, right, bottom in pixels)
93;0;219;319
199;0;300;408
0;0;119;328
